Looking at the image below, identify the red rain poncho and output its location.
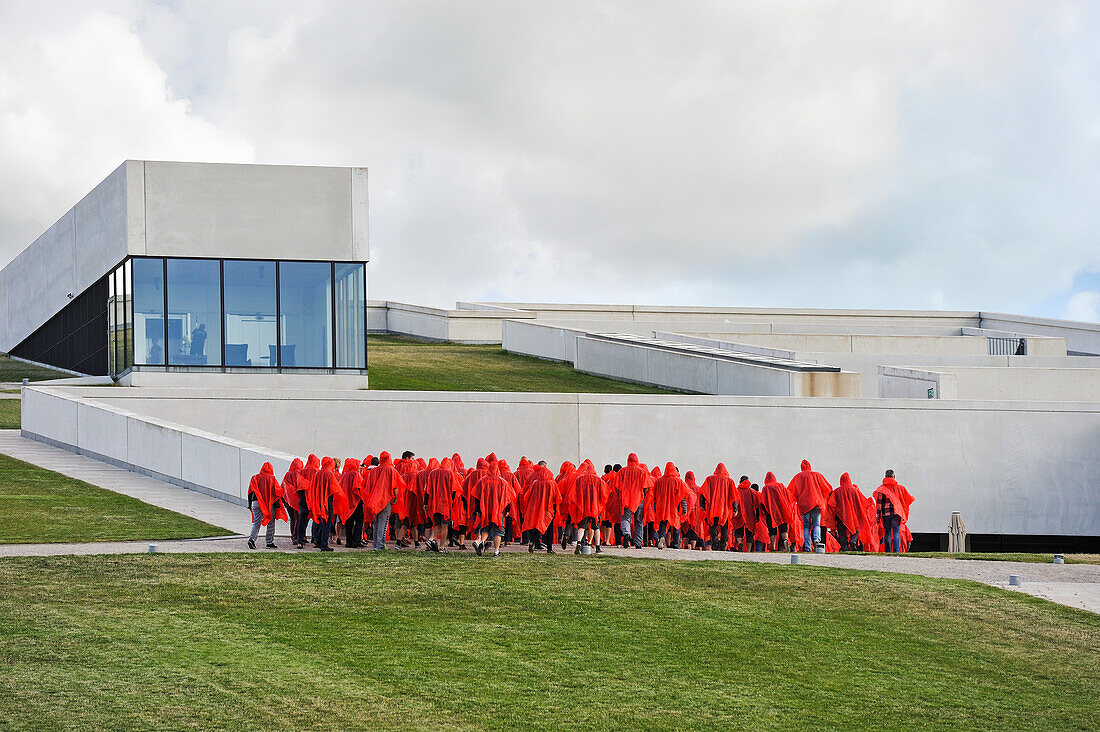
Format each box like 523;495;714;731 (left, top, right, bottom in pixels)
555;461;578;523
412;458;440;524
568;462;610;523
648;463;691;528
363;451;408;517
337;458;363;522
296;454;320;500
424;458;457;521
308;457;349;523
473;464;515;529
737;479;770;546
248;462;288;525
617;453;651;513
760;471;796;533
700;463;737;524
521;465;561;534
603;470;622;524
874;477;915;552
788;460;833;515
826;473;875;548
280;457;303;511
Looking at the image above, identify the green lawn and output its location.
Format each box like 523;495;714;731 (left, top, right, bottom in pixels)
367;335;670;392
0;453;229;543
887;552;1100;565
0;354;68;382
0;553;1095;731
0;400;18;429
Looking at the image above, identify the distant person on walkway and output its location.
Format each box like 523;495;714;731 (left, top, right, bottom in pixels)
247;462;286;549
472;462;514;556
280;458;304;546
308;457;347;552
190;323;207;357
788;460;833;551
340;458;365;548
827;473;874;551
649;462;690;550
760;472;795;551
875;470;915;553
521;463;560;553
567;460;609;554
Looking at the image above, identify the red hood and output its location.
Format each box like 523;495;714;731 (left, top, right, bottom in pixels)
839;472;855;490
426;457;440;472
321;456;334;470
627;453;639;466
260;462;274;476
306;454;320;470
498;459;511;472
713;463;730;478
378;452;393;467
439;457;453;471
534;465;555;481
738;478;751;490
451;453;465;472
476;458;488;470
663;462;680;479
801;459;812;471
290;458;303;471
342;458;360;474
764;471;778;486
685;472;698;490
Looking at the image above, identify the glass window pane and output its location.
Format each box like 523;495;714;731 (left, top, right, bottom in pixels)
223;260;277;367
113;264;126;373
108;269;117;374
133;258;165;366
167;259;222;367
334;263;365;368
123;259;133;370
279;262;332;368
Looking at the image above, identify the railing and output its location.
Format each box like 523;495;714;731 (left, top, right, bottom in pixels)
988;336;1026;355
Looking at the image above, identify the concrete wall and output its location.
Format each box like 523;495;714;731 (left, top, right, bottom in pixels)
383;302;535;344
137;161;368;262
502;319;589;362
940;367;1100;402
21;385;296;505
879;366;958;399
28;385;1100;537
0;162;130;351
685;332;994;356
120;370;369;390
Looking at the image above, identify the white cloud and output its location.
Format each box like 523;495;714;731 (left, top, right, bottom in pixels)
1;1;1098;317
1066;291;1100;323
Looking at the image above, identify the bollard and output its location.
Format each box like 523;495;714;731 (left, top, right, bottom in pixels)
580;544;593;555
1053;554;1065;565
1009;574;1021;586
790;554;800;564
148;544;158;554
21;378;28;387
814;542;825;554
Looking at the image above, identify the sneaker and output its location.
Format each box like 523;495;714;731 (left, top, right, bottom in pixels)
493;549;500;556
438;547;447;554
657;537;666;550
547;546;555;554
457;544;468;551
574;542;583;555
336;537;342;545
474;541;483;556
265;543;277;549
247;539;256;550
595;545;602;554
319;547;334;552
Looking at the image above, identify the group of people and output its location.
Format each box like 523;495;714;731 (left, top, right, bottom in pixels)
245;452;916;557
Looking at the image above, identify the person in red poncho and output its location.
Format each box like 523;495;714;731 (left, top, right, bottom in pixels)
875;469;915;553
568;461;610;554
760;472;795;551
308;457;349;552
362;451;407;551
422;457;458;553
280;458;303;547
682;471;707;550
735;477;770;552
788;460;833;552
826;472;873;551
600;464;622;548
472;462;515;557
522;463;561;553
340;458;365;548
648;462;690;550
700;463;737;550
247;462;286;549
295;454;321;549
617;453;651;548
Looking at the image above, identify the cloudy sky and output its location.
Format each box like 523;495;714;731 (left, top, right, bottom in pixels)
1;1;1098;319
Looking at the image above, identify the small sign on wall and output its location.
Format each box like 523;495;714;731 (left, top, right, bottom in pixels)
927;387;935;399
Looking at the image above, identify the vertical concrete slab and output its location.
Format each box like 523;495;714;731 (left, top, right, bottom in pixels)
181;431;243;501
127;415;184;479
351;167;369;262
76;401;129;462
21;389;79;446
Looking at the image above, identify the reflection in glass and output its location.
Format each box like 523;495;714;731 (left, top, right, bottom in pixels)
279;261;332;367
132;258;165;365
223;260;277;367
167;259;222;366
334;262;365;368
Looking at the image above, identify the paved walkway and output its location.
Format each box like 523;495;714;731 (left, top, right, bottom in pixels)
0;429;1096;614
0;430;255;536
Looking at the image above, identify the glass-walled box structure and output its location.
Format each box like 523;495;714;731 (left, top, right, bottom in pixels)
108;257;366;376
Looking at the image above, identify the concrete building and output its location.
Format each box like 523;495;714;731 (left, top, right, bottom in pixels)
0;161;369;386
3;162;1099;552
